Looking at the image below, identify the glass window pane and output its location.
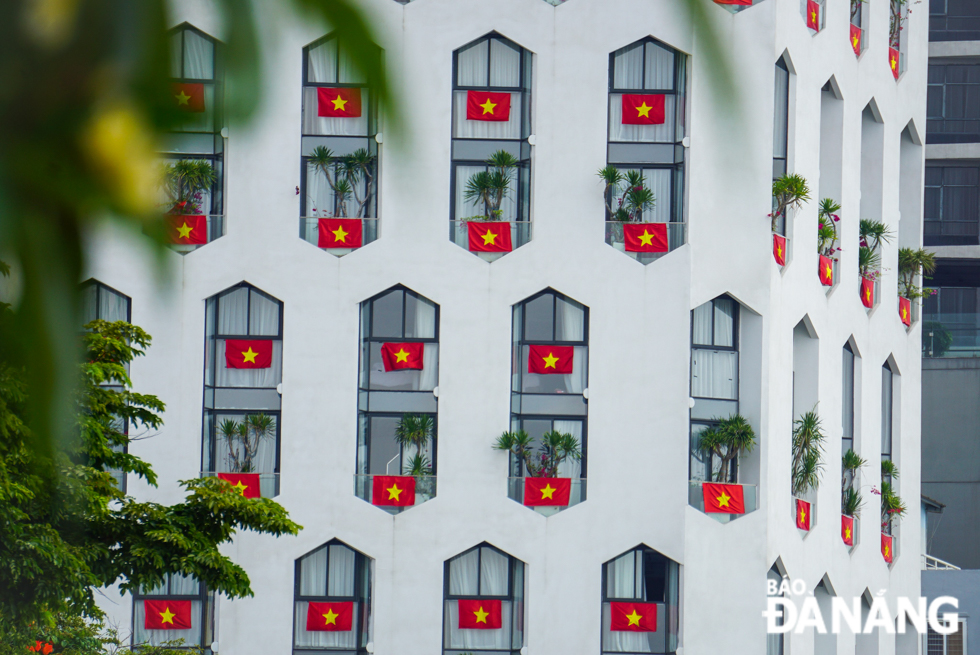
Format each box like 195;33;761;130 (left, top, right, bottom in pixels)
449;549;480;596
691;350;738;399
217;288;248;335
249;290;280;336
81;284;98;325
479;548;510;596
644;42;674;90
613;44;644;89
99;288;129;322
554;297;585;341
183;30;214;80
327;545;356;596
308;39;339;84
605;551;636;598
371;290;403;338
713;298;735;347
299;548;328;597
367;416;400;475
773;63;789;159
338;45;366;84
489;39;520;87
457;40;489;87
692;303;713;345
523;295;554;341
641;550;667;603
169;32;183;77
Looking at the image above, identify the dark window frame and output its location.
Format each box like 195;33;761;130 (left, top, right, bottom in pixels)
509;414;588;478
356;410;439;476
514;288;590;346
131;574;213;652
168;22;219;83
842;342;855;454
772;57;790;187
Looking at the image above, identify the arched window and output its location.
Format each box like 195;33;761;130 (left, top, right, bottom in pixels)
132;574;214;651
601;546;680;654
293;540;372;653
202;283;283;498
443;544;525;655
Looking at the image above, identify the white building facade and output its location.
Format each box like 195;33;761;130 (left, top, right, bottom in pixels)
87;0;929;652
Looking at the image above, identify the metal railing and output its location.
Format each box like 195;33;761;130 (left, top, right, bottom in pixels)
353;474;436;514
688;480;758;523
169;215;225;254
300;217;379;254
923;554;961;570
605;222;686;263
922;314;980;357
449;220;532;261
507;477;586;516
200;471;279;498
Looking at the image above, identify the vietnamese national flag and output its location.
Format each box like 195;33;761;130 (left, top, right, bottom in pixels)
466;91;511;122
842;515;854;546
882;533;894;563
318;218;363;248
458;599;502;629
806;0;820;30
225;339;273;369
773;234;787;266
850;24;862;55
217;472;261;499
702;482;745;514
524;477;571;506
306;601;354;631
861;277;874;308
528;344;574;374
317;87;362;118
610;602;658;632
144;599;192;630
372;475;415;506
623;223;668;253
796;499;811;531
899;297;912;326
468;221;513;252
171;83;205;113
889;48;900;79
380;342;424;371
166;214;208;245
819;255;834;286
621;94;665;125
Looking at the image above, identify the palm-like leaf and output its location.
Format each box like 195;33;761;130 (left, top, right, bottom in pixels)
859;218;894;251
772;174;810;231
404;453;431;477
792;409;825;495
842;486;864;518
395;414;433;452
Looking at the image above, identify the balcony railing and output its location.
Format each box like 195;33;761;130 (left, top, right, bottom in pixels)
923;313;980;357
923;554;961;570
506;477;586;516
200;471;279;498
170;215;225;254
300;217;379;255
605;222;686;263
688;480;758;523
353;474;436;514
449;220;532;261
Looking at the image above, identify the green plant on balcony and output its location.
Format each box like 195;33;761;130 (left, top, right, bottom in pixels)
463;150;519;221
858;219;893;280
898;247;937;301
889;0;907;48
395;414;434;476
841;448;866;517
922;321;953;357
162;159;215;215
771;174;810;233
791;409;825;496
696;414;757;483
817;198;841;257
218;413;275;473
597;167;657;224
494;429;582;478
308;146;377;218
879;461;906;532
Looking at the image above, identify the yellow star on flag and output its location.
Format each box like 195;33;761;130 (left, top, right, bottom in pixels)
853;34;859;48
394;348;410;363
473;606;489;623
884;545;890;556
901;307;908;320
635;102;652;118
799;508;806;523
716;491;731;508
386;483;402;501
174;91;191;105
332;225;349;242
865;288;871;300
540;484;556;500
480;99;497;115
176;222;194;239
231;480;248;495
331;95;348;111
626;609;643;627
776;245;782;258
810;9;816;23
542;352;560;369
637;230;655;246
891;56;897;70
481;229;498;245
159;607;176;625
825;265;833;279
323;609;339;625
845;527;852;539
241;347;259;364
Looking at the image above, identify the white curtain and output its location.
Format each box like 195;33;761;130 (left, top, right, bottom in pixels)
613;45;644;88
303;86;369;136
328;545;355;596
300;548;328;596
449;550;479;595
489;39;520;86
419;344;439;390
305;162;335;217
218;288;248;333
713;299;734;347
479;548;509;595
214;413;277;474
608;94;676;143
453;91;522;139
294;601;357;649
691;303;713;345
643;169;672;223
691;350;737;400
308;40;338;83
554;420;583;480
215;340;282;388
183;31;214;79
644;42;674;89
445;600;513;650
169;33;183;77
249;292;280;335
99;288;128;322
555;299;586;393
457;40;489;86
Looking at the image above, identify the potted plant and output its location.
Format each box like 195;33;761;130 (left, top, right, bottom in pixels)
218;413;275;473
696;414;756;483
771;173;810;233
394;414;435;500
816;198;841;285
898;247;937;325
308;146;377;218
162;159;215;215
494;429;582;478
791;409;825;496
841;448;865;516
463;150;520;222
922;321;953;357
858;219;893;307
598;167;657;250
878;460;907;532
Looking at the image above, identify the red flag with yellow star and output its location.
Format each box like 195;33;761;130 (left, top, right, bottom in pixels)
306;601;354;631
166;215;207;245
773;234;787;266
796;499;811;531
899;297;911;326
610;602;657;632
371;475;415;506
842;514;854;546
621;94;665;125
217;472;261;499
527;344;573;374
466;91;511;122
889;47;900;79
806;0;820;30
702;482;745;514
318;218;363;248
458;599;502;629
623;223;668;253
144;600;192;630
224;339;273;369
881;533;893;563
850;24;862;55
819;255;834;286
171;83;205;113
317;87;362;118
467;221;513;252
861;277;874;308
524;477;571;506
380;342;424;371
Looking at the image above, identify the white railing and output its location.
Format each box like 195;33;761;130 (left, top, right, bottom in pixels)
300;217;379;254
353;474;436;514
605;222;686;262
923;554;960;571
449;220;532;261
507;477;586;516
200;471;279;498
688;480;758;523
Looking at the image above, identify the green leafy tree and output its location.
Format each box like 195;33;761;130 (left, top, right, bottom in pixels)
494;429;581;478
696;414;757;483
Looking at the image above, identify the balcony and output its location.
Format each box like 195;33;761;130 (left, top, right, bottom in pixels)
923;312;980;357
449;220;532;262
688;480;758;523
353;474;436;515
300;217;379;257
605;221;686;264
169;215;225;254
200;471;279;498
506;477;586;516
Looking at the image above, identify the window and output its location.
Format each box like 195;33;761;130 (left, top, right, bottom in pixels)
927;63;980;144
927;619;966;655
132;574;213;650
443;544;524;655
294;540;372;653
601;546;679;654
202;284;283;497
930;0;980;41
923;285;980;355
689;296;739;482
772;58;790;235
357;286;439;477
450;34;532;252
300;34;380;249
925;162;980;245
842;343;855;456
510;290;588;484
881;363;893;466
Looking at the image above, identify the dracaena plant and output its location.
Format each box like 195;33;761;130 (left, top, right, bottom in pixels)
791;409;825;496
696;414;757;483
841;448;866;517
218;413;275;473
494;429;582;478
898;247;938;301
307;146;377;218
394;414;434;475
598;166;656;223
464;150;520;221
879;461;906;531
817;198;841;257
858;219;893;280
771;174;810;232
